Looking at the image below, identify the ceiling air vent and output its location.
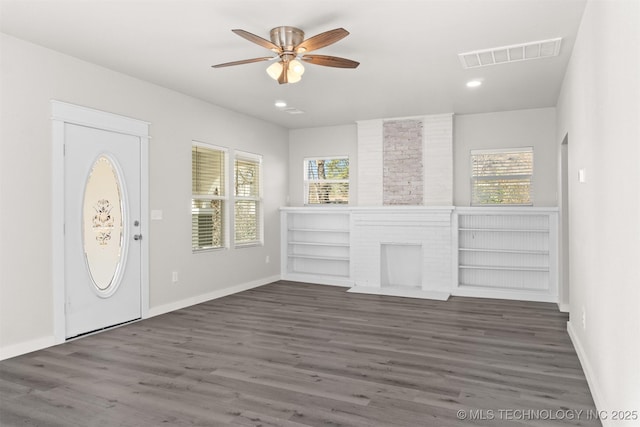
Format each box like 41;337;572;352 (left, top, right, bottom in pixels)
458;37;562;69
282;107;305;115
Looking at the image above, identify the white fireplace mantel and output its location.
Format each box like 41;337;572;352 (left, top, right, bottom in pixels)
348;206;454;300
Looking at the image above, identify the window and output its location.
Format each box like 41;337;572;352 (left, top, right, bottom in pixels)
304;157;349;204
234;152;262;245
192;143;227;251
471;147;533;205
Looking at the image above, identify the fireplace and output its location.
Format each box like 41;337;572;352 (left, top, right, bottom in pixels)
348;207;453;300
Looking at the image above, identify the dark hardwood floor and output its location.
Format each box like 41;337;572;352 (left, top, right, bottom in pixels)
1;281;599;426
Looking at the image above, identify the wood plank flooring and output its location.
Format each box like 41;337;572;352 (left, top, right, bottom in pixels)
0;281;599;426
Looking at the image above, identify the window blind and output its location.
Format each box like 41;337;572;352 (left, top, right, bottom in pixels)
192;144;226;250
192;146;224;196
471;148;533;205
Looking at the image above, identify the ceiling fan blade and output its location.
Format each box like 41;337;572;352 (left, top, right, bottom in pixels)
212;57;273;68
301;54;360;68
296;28;349;53
232;29;280;52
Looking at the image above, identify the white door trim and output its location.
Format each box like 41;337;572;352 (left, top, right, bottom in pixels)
51;100;150;344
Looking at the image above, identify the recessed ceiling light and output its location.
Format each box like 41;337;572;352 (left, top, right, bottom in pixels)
466;80;483;88
274;100;287;108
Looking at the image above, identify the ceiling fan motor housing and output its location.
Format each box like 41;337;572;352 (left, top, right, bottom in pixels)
270;26;304;52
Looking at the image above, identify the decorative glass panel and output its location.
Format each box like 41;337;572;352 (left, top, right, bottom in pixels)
234;154;261;245
83;156;124;291
235;158;259;198
234;200;258;243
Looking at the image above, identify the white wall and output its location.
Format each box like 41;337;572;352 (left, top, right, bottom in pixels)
454;108;558;206
0;34;288;355
291;110;555;208
356;115;454;206
556;0;640;424
288;124;357;206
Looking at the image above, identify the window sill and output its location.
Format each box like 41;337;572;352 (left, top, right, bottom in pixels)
470;203;534;207
192;246;228;254
234;241;263;249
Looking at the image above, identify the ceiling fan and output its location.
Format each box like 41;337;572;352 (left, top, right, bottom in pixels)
212;26;360;84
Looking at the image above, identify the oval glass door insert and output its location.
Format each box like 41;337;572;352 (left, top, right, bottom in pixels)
83;155;125;292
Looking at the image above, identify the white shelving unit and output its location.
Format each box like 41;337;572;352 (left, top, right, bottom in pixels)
280;207;558;303
454;207;558;302
281;208;352;286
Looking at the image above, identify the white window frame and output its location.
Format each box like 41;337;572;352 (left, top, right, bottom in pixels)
233;150;263;247
192;141;229;252
470;147;534;206
303;156;350;205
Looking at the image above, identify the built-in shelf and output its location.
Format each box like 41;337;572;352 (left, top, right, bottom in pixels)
458;282;549;292
288;254;350;261
289;241;350;247
459;265;549;272
459;227;548;233
288;228;350;233
456;208;558;302
459;248;549;255
281;208;352;286
280;207;558;303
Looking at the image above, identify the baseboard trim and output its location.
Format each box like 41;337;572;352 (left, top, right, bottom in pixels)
280;273;353;288
0;335;57;361
567;320;608;426
147;275;280;318
453;287;558;304
348;286;450;301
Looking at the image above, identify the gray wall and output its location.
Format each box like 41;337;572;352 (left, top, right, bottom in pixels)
555;0;640;415
0;34;288;352
288;109;558;208
454;108;558;206
288;124;358;206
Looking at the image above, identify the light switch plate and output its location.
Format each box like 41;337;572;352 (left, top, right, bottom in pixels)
151;209;163;220
578;169;586;183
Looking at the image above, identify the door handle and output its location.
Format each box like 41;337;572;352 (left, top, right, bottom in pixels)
133;234;142;241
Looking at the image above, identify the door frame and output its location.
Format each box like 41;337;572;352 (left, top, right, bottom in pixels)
51;100;150;344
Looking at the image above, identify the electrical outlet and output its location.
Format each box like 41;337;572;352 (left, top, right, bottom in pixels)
582;306;586;330
265;255;270;264
172;271;179;283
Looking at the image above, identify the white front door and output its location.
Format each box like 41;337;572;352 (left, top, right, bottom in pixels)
64;123;142;338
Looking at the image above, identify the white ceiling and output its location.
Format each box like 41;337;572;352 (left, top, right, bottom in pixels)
0;0;586;129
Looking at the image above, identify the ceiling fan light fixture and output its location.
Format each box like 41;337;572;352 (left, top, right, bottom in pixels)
289;59;305;76
286;71;302;83
266;61;283;80
266;59;304;84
